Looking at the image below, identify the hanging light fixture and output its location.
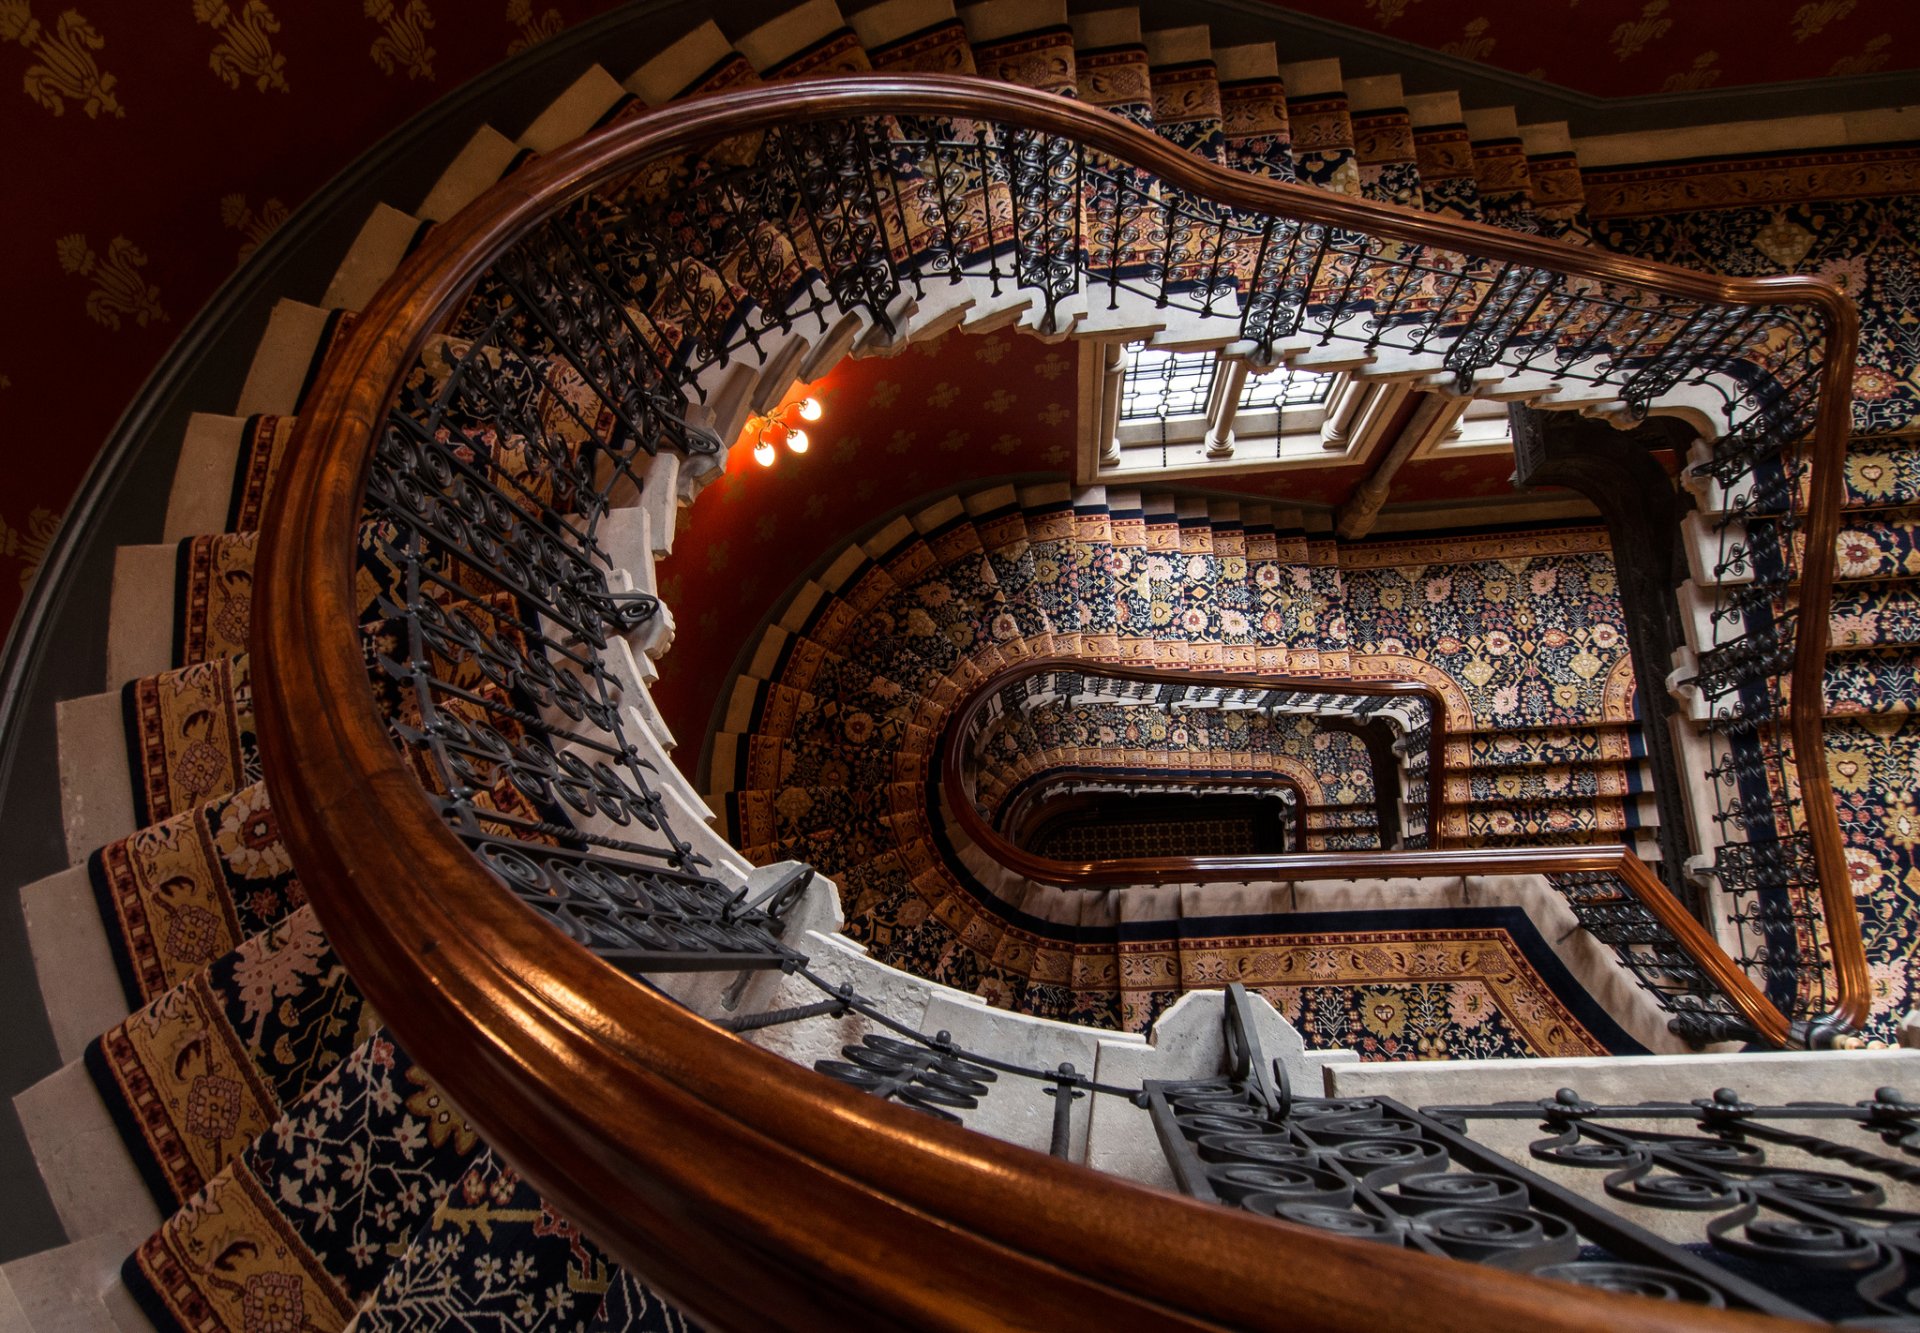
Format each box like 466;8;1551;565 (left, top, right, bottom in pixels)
745;396;823;468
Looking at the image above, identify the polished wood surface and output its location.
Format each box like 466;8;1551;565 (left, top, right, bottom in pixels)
998;771;1309;850
255;75;1842;1329
934;664;1791;1046
936;655;1444;872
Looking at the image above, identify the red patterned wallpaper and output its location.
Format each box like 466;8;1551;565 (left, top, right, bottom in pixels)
1255;0;1916;96
0;0;628;632
649;324;1081;755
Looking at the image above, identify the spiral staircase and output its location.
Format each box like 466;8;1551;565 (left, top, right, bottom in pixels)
0;0;1909;1328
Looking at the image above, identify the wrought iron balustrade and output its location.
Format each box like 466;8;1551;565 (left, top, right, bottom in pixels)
253;76;1861;1329
956;665;1428;854
1152;986;1920;1324
358;82;1855;1034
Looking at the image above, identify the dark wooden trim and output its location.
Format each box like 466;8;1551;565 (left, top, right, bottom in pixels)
1015;788;1298;858
257;76;1837;1328
1509;407;1700;907
941;656;1445;851
998;770;1307;852
1153;0;1920;138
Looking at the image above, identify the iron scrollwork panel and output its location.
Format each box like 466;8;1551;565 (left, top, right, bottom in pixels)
360;306;799;975
1147;989;1920;1321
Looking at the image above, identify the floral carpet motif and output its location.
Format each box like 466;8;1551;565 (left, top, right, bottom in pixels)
354;1148;682;1332
175;531;257;665
129;1036;481;1332
88;904;374;1205
1830;517;1920;582
726;495;1653;1035
1596;193;1920;436
1827;715;1920;1042
91;779;303;1003
1340;535;1637;731
1822;651;1920;716
125;653;257;826
1115;911;1630;1056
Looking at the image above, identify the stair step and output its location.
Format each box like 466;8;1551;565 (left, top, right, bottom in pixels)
14;1061;162;1245
1278;59;1355;194
1145;28;1224;167
55;693;134;864
625;21;749;104
959;0;1066;47
966;12;1077;97
234;299;333;417
415;124;518;222
854;0;965;58
161;413;253;542
1519;120;1592;243
0;1233;154;1333
737;0;856;74
320;202;424;311
516;63;628;154
1407;90;1480;220
19;867;128;1066
1068;8;1139;50
105;547;176;688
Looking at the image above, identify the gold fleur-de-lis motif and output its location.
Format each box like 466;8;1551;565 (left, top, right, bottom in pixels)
1831;32;1890;75
366;0;434;80
1609;0;1672;60
220;193;287;262
505;0;561;56
1792;0;1856;41
1439;17;1495;61
0;506;59;591
195;0;287;92
1362;0;1420;26
56;232;167;330
0;1;123;116
1661;49;1722;92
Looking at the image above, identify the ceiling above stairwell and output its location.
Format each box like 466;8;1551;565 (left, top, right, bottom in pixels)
1247;0;1919;97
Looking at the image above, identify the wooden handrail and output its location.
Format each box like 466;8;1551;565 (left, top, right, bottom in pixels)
931;662;1792;1047
254;75;1845;1329
938;654;1443;859
996;771;1309;850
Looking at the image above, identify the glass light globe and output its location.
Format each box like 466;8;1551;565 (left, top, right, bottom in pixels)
797;396;823;421
753;438;777;467
786;428;810;454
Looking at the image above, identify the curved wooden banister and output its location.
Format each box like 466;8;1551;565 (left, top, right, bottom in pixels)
997;771;1310;849
936;654;1443;853
255;75;1850;1329
931;662;1792;1047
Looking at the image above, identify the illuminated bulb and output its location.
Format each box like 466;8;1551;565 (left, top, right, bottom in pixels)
797;396;823;421
753;438;776;467
785;427;810;454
